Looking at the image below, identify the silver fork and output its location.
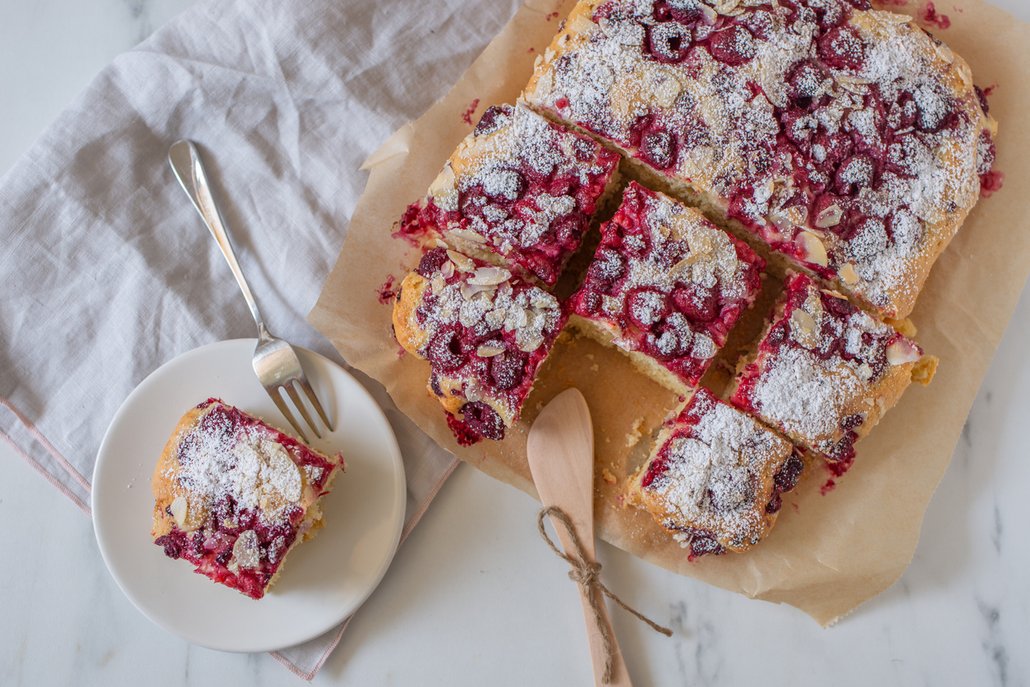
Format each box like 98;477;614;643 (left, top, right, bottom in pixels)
168;139;333;442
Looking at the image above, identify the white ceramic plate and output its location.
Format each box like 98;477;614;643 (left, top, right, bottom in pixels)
92;339;406;652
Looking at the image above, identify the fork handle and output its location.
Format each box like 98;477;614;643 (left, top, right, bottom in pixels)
168;139;270;339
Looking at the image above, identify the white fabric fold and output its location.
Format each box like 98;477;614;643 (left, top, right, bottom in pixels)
0;0;520;678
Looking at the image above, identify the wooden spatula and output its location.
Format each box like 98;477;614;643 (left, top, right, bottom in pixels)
527;388;633;687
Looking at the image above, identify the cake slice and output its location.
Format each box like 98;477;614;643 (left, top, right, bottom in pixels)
729;272;935;467
569;181;763;394
151;399;344;599
392;246;566;445
523;0;996;319
398;102;620;287
627;388;803;558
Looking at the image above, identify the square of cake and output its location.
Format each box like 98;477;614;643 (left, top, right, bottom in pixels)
523;0;996;319
151;399;344;599
398;102;620;286
729;272;935;466
627;388;803;558
392;246;566;445
569;181;764;393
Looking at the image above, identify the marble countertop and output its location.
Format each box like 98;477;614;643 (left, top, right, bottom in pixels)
2;1;1028;685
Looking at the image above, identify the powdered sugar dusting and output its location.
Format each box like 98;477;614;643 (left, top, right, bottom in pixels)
572;182;762;387
171;408;305;525
406;250;563;422
420;103;617;285
736;273;921;459
752;345;863;442
645;389;791;548
525;0;994;316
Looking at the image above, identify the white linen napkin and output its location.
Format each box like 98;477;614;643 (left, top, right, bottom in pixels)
0;0;520;678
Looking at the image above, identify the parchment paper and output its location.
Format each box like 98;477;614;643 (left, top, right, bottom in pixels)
310;0;1030;625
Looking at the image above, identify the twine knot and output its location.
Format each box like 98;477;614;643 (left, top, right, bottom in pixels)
537;506;672;683
568;559;602;587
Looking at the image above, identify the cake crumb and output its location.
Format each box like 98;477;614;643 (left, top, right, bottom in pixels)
601;468;617;485
920;2;951;29
892;318;918;338
376;275;398;305
624;417;646;447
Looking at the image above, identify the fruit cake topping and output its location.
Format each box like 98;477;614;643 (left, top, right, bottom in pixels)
730;272;926;464
399;103;619;286
393;247;566;445
152;399;341;599
571;181;763;388
629;388;803;558
524;0;996;318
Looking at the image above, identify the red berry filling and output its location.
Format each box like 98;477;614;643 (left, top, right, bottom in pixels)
402;104;617;286
731;273;920;462
571;183;763;388
410;248;565;444
637;389;800;558
535;0;993;317
155;400;338;599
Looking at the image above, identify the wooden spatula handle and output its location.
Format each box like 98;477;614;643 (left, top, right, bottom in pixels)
548;520;633;687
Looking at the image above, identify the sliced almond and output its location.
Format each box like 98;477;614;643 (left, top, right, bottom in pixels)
431;274;446;294
460;282;495;300
476;344;505;358
232;530;261;570
654;74;682;108
933;42;956;65
688;231;714;256
464;382;483;403
447;250;475;273
790;309;819;348
450;227;487;244
570;13;595;34
790;309;817;335
518;335;545;353
440;260;455;279
530;290;555;309
815;203;843;228
671;256;696;274
797;231;828;267
886;339;922;366
428;164;456;197
485;308;506;329
169;495;188;528
468;266;512;286
838;262;860;285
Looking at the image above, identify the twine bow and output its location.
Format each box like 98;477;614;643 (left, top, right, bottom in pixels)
537;506;672;683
